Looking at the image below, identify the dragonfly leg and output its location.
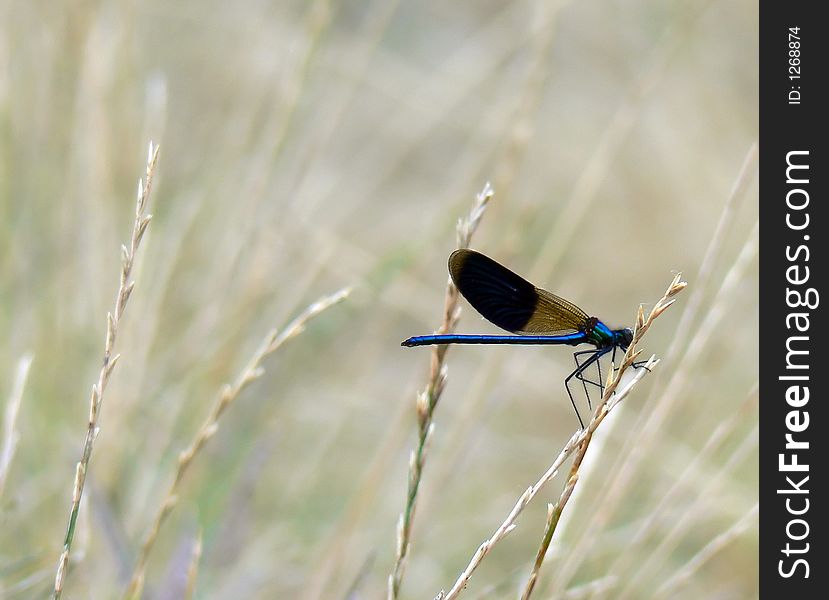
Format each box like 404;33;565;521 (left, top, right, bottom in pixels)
572;350;603;412
573;350;604;387
565;348;611;429
563;374;585;430
611;345;626;374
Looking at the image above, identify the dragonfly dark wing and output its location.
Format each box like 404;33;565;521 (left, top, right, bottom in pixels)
448;249;589;335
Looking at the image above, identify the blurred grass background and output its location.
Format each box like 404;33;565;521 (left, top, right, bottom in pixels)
1;0;757;598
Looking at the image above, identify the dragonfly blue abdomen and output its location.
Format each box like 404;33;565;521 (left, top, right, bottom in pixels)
403;332;589;347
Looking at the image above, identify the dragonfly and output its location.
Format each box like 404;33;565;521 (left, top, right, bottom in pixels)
402;249;638;428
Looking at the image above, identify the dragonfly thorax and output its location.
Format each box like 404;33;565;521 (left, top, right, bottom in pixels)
583;318;631;350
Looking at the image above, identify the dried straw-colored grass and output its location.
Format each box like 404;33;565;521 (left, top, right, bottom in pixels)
1;353;33;497
125;286;350;598
387;183;493;600
1;2;757;597
52;143;160;600
551;142;758;595
434;273;686;600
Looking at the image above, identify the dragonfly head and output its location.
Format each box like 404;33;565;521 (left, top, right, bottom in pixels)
618;327;634;350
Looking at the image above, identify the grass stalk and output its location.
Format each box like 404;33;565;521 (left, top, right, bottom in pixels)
387;183;493;600
184;531;203;600
553;145;758;590
520;493;571;600
434;273;686;600
52;142;159;600
124;286;350;598
0;353;34;497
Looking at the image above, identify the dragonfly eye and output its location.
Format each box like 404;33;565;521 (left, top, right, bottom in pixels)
620;327;634;349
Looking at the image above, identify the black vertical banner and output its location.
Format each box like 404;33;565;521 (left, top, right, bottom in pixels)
760;2;826;597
